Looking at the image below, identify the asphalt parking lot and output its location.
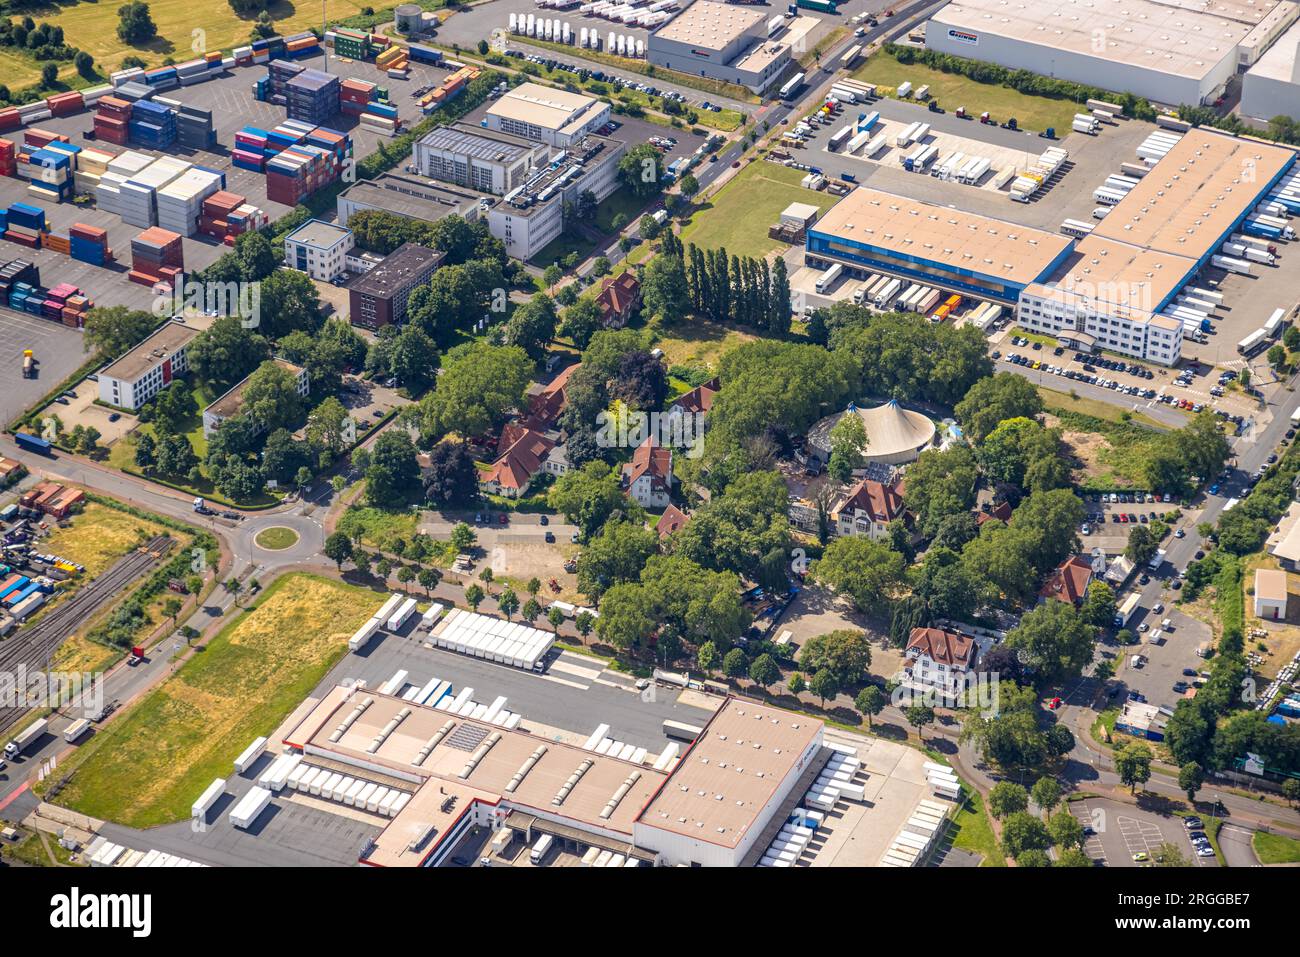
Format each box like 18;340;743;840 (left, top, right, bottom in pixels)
1113;603;1214;712
0;311;90;426
1070;797;1218;867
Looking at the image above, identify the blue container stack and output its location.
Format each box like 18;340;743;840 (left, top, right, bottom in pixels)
25;148;73;202
128;99;176;149
253;76;269;102
143;66;179;91
285;69;340;124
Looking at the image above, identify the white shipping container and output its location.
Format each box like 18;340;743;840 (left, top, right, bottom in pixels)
229;786;272;829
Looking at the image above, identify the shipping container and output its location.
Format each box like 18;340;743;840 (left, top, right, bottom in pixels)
229;786;272;829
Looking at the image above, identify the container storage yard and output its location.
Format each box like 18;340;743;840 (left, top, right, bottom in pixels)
0;35;461;314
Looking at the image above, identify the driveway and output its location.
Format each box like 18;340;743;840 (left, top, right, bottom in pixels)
1218;823;1261;868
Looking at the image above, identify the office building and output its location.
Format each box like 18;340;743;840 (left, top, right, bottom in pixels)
97;318;201;411
283;219;354;281
484;83;611;148
347;243;445;329
413;122;547;195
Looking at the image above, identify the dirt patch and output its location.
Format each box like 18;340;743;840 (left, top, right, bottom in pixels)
484;542;584;604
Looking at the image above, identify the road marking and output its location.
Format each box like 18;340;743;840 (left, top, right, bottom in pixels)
539;673;589;691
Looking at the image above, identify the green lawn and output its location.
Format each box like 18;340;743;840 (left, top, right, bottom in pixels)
336;505;422;552
680;160;840;260
532;187;646;266
852;49;1082;133
949;788;1005;866
44;574;381;827
254;526;301;550
1252;830;1300;864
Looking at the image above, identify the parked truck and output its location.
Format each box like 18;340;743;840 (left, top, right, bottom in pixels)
21;349;34;379
63;718;92;743
5;717;48;758
1113;594;1141;629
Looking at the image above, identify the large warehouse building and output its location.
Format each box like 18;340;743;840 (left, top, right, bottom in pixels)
805;187;1075;305
646;0;792;94
1018;129;1297;365
284;687;828;867
926;0;1297;106
1242;17;1300;119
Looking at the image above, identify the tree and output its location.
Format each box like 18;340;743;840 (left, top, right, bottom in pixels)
396;565;416;590
187;317;269;389
1114;741;1154;794
641;250;690;324
854;686;885;727
1001;811;1052;859
416;342;532;440
1268;343;1287;370
808;668;840;708
418;568;441;596
241;360;308;434
810;537;906;616
162;596;183;625
450;522;477;554
1003;601;1097;686
1125;524;1161;566
478;567;495;594
696;640;718;673
365;432;421;507
548;461;638;540
501;294;557;360
617;143;664;198
223;578;243;606
547;606;566;633
1282;779;1300;808
1031;777;1061;818
257;269;321;339
1153;842;1190;867
799;630;873;687
1080;581;1118;629
722;648;747;679
423;441;480;508
827;411;868;481
575;611;595;639
612;350;668;411
748;653;780;691
905;704;935;742
788;672;806;695
560;297;602;350
521;597;541;624
465;583;485;612
988;781;1029;820
576;521;657;598
133;431;157;470
324;532;353;570
955;372;1044;444
375;558;393;581
82;306;159;361
901;446;980;538
497;587;519;620
1178;761;1205;803
1016;849;1052;868
1056;847;1093;868
117;2;157;44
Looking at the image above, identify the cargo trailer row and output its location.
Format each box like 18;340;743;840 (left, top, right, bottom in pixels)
291;764;412;816
233;735;268;774
965;301;1004;330
257;751;302;792
432;685;523;729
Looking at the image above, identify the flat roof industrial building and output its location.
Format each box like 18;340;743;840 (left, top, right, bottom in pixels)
1018;128;1296;365
1242;16;1300;120
484;83;611;148
647;0;793;94
805;186;1075;303
336;173;486;228
413;122;547;195
283;687;827;867
926;0;1296;106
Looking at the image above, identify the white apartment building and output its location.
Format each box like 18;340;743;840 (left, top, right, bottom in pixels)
904;627;981;699
283;219;354;281
97;318;201;411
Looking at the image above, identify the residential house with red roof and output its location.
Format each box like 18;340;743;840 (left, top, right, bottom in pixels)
621;436;672;509
904;626;981;698
655;504;689;539
975;500;1013;526
595;272;641;329
480;425;566;499
832;478;906;541
1040;554;1094;606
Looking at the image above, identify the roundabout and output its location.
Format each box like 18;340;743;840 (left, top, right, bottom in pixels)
253;526;301;551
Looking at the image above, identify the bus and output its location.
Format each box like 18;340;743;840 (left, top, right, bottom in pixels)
663;719;704;742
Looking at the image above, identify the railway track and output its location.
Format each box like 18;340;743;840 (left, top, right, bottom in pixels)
0;534;174;734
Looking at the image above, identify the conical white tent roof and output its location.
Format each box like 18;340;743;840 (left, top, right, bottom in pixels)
808;399;937;465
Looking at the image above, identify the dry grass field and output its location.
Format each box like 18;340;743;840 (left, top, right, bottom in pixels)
47;573;382;827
